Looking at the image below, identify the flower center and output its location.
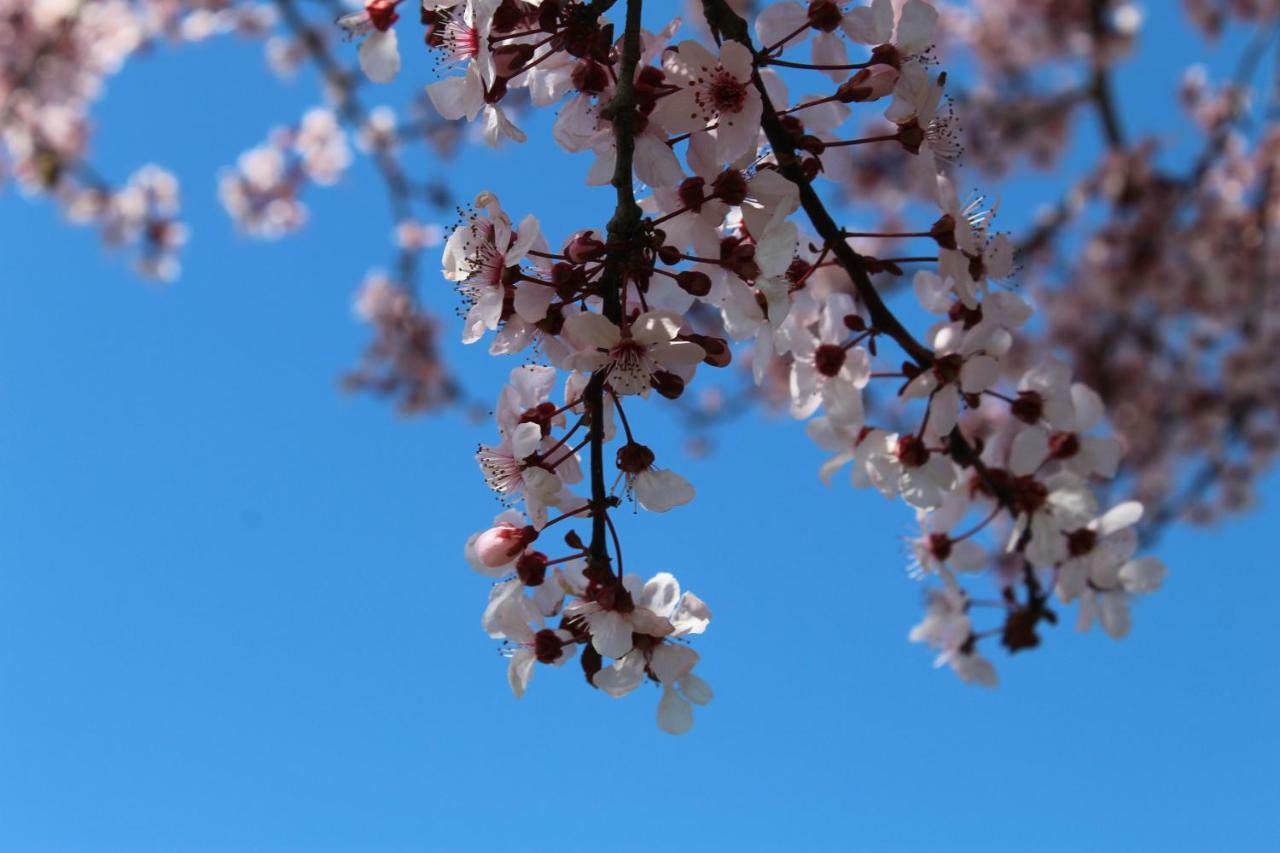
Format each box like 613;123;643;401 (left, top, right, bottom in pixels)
440;20;481;61
608;338;653;390
1066;528;1098;557
814;343;847;377
476;444;524;495
533;629;566;663
707;71;747;114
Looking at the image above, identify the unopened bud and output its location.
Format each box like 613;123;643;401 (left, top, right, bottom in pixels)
565;230;606;263
686;333;732;367
474;523;538;568
676;269;712;296
516;550;550;586
650;370;686;399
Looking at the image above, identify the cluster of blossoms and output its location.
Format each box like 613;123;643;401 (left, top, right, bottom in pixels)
219;108;353;239
1;0;461;403
930;0;1280;530
344;265;458;414
18;0;1263;734
0;0;272;279
322;0;1172;731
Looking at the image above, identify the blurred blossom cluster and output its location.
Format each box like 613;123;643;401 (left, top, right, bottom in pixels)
219;108;352;239
0;0;273;278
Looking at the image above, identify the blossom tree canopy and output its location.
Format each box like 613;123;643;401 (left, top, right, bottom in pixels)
4;0;1279;734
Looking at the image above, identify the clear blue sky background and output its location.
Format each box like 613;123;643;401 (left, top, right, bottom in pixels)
1;5;1277;851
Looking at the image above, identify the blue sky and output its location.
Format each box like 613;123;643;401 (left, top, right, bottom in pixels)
1;5;1278;851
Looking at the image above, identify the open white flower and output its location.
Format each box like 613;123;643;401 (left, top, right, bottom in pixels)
482;580;576;699
442;192;542;343
653;40;763;164
563;310;705;396
565;573;674;659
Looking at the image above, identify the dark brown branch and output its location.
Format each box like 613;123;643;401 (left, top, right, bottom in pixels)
701;0;1017;513
586;0;644;570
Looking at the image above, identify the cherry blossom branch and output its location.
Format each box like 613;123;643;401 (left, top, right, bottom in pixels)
701;0;1017;516
585;0;645;572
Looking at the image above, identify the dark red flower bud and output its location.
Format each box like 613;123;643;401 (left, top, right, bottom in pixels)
676;269;712;296
650;370;686;399
685;333;731;367
516;550;549;586
565;230;606;263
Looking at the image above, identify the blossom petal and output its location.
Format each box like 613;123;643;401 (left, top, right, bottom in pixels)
657;686;694;734
358;29;400;84
635;469;696;513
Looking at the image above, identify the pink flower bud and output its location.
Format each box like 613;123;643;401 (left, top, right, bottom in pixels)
474;523;536;568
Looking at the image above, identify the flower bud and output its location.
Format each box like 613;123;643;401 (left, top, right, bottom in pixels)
565;230;606;263
686;333;731;367
516;550;549;586
676;269;712;296
474;523;538;568
657;244;682;265
650;370;686;399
